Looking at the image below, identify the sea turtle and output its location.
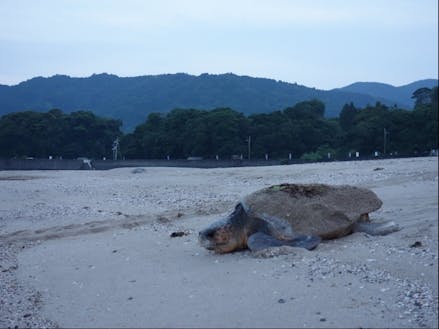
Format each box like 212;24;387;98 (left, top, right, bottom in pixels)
199;183;399;253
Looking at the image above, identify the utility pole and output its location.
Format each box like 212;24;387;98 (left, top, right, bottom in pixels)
112;137;120;160
247;136;251;160
383;128;388;155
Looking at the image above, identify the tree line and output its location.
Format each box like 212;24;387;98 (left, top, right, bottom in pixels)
0;87;437;161
0;109;122;159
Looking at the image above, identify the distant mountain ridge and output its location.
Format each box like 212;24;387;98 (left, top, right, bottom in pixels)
0;73;436;131
334;79;438;108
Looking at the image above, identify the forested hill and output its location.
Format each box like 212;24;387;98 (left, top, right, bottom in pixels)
0;73;436;131
335;79;438;108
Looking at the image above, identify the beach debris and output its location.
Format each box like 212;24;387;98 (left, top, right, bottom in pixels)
170;231;189;238
410;241;423;248
157;215;170;223
1;265;18;273
131;168;146;174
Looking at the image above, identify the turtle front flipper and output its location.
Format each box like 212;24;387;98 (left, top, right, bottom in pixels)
247;232;321;252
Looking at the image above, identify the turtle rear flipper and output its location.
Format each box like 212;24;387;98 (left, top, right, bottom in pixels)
352;220;400;236
247;232;321;252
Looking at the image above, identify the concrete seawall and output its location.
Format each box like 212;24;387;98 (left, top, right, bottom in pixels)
92;159;282;169
2;155;434;170
0;158;282;170
0;159;86;170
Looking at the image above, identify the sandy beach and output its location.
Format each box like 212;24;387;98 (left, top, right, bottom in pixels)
0;157;438;328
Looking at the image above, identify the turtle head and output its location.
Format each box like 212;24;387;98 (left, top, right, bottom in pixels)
199;203;249;253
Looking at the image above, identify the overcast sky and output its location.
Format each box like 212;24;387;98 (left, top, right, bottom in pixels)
0;0;437;89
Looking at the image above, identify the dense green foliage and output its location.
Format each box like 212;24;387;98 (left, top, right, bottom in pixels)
2;73;436;131
338;87;438;156
0;87;437;160
121;88;438;160
0;110;122;158
121;108;249;159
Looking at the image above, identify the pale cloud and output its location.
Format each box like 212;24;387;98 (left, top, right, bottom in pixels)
3;0;434;41
91;0;436;29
